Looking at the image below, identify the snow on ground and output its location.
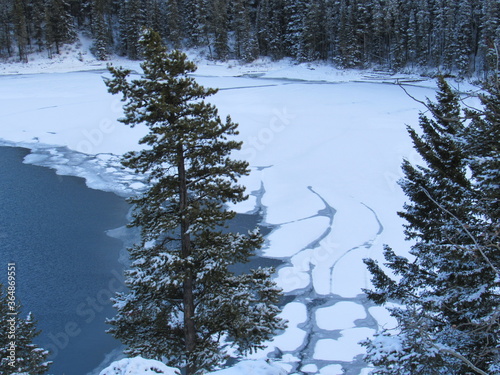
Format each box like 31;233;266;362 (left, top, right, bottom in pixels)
98;356;284;375
99;356;180;375
0;45;478;374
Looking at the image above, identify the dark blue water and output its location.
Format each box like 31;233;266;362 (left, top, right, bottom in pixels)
0;146;283;374
0;146;131;375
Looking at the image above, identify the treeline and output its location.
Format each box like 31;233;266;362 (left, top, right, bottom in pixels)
2;0;500;75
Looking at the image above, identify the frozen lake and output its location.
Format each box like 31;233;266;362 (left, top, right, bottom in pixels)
0;66;455;373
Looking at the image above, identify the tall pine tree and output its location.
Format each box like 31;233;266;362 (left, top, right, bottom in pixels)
105;29;285;374
362;77;500;374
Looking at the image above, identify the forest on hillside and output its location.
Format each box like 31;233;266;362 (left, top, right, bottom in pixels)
2;0;500;76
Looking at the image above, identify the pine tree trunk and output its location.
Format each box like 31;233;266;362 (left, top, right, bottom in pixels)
177;144;196;374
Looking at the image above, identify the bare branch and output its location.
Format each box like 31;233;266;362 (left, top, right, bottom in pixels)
421;188;500;277
416;319;492;375
434;347;490;375
398;82;466;124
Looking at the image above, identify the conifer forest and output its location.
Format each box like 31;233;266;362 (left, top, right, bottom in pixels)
2;0;500;76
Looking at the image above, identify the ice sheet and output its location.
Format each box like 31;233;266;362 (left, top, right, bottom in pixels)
0;61;450;373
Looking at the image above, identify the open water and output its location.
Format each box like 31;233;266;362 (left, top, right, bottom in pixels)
0;146;131;375
0;145;279;375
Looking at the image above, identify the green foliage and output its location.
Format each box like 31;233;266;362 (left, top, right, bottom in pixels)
0;0;497;74
363;78;500;374
44;0;76;55
105;29;285;374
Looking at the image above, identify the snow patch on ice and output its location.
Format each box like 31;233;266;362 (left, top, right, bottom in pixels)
316;302;366;331
209;360;288;375
314;328;375;362
318;364;344;375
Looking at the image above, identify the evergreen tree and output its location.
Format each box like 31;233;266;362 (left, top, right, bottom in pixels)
164;0;182;48
301;0;329;61
369;0;391;66
362;77;500;374
118;0;144;59
338;0;364;68
212;0;229;60
441;0;459;72
0;284;51;374
387;0;410;70
283;0;306;60
182;0;210;49
90;0;113;60
407;10;418;67
480;0;500;75
415;0;432;67
1;0;499;86
143;0;166;36
0;0;14;57
256;0;286;59
105;29;285;374
28;0;46;53
13;0;29;62
231;0;258;62
255;0;271;56
464;79;500;230
454;0;477;75
44;0;75;55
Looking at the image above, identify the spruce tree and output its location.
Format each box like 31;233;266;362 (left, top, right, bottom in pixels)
28;0;46;53
91;0;113;60
0;284;51;374
183;0;210;49
301;0;328;61
0;0;14;57
363;77;500;374
231;0;258;62
212;0;229;61
118;0;144;59
415;0;432;67
165;0;182;48
464;79;500;237
283;0;306;60
105;29;285;374
13;0;29;62
44;0;75;55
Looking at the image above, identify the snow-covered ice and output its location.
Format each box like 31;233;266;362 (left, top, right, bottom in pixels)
314;328;375;362
316;302;366;331
209;360;288;375
0;51;474;373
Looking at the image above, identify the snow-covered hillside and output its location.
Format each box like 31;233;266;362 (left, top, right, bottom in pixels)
0;45;481;374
